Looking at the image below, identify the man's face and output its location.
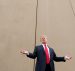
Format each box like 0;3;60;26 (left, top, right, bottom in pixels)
40;35;47;44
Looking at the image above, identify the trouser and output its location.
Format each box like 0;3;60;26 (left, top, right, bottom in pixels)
45;64;51;71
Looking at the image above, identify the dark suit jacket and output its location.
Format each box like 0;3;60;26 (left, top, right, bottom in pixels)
27;45;66;71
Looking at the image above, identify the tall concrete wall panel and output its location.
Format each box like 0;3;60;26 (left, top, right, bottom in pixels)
0;0;75;71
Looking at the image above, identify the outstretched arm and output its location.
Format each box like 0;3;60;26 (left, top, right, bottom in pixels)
53;50;72;62
20;47;37;59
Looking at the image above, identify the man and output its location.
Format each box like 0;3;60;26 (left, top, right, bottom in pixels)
20;35;72;71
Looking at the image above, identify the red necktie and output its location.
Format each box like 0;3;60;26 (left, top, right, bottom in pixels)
44;44;50;64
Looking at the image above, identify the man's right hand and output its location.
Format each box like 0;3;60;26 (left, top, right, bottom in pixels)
20;49;29;55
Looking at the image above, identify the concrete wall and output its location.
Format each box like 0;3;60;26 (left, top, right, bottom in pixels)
0;0;75;71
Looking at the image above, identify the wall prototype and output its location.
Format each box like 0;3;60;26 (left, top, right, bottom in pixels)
0;0;75;71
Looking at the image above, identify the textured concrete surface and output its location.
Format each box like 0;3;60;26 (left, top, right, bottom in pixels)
0;0;75;71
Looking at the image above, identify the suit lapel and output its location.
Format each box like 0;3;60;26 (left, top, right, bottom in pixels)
49;47;53;61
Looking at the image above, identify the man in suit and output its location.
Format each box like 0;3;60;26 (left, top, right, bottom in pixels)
20;35;72;71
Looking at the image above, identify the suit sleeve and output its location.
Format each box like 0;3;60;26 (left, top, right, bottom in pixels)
53;49;66;62
26;46;37;59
